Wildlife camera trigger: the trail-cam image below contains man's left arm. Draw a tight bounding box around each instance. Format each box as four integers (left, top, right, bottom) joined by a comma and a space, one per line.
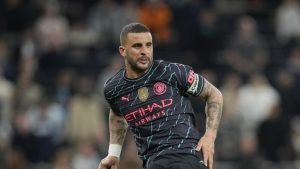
196, 78, 223, 169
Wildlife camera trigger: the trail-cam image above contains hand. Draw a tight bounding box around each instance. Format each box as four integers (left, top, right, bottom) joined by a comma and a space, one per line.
98, 156, 119, 169
196, 134, 215, 169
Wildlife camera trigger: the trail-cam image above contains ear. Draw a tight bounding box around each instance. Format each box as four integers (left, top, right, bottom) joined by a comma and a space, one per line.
119, 46, 126, 57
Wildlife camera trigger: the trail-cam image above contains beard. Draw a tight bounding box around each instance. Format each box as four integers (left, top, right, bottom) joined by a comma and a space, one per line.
126, 54, 152, 74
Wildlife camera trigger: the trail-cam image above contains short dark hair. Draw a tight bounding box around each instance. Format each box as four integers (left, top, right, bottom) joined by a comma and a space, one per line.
120, 23, 150, 45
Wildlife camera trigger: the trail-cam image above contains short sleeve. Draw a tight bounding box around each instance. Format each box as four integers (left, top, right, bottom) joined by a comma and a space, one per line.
104, 85, 122, 115
109, 103, 121, 115
185, 69, 205, 96
172, 63, 204, 96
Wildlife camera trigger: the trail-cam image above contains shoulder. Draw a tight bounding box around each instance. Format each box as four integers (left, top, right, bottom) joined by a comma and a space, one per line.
152, 60, 195, 83
162, 60, 194, 79
155, 60, 191, 71
104, 69, 124, 92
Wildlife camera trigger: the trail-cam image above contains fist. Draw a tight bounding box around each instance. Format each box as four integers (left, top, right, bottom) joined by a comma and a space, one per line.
98, 156, 119, 169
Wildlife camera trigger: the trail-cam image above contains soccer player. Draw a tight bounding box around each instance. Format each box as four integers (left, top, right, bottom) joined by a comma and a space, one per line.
98, 23, 223, 169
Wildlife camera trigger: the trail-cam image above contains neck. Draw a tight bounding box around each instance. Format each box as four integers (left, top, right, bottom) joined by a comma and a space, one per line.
125, 67, 146, 79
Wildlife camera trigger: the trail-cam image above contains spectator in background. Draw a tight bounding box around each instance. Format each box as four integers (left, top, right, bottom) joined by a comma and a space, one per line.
26, 95, 63, 163
35, 0, 69, 52
285, 47, 300, 116
138, 0, 172, 45
214, 0, 246, 16
52, 147, 71, 169
194, 8, 221, 69
2, 0, 42, 34
237, 134, 260, 169
68, 20, 98, 49
0, 39, 15, 79
245, 0, 279, 33
2, 0, 30, 33
87, 0, 137, 69
13, 44, 42, 110
87, 0, 118, 49
217, 73, 242, 161
53, 69, 74, 108
34, 1, 72, 87
65, 74, 107, 151
274, 69, 299, 118
67, 19, 100, 75
101, 0, 138, 47
257, 103, 295, 162
169, 0, 203, 52
236, 73, 280, 136
3, 148, 28, 169
0, 40, 14, 153
286, 47, 300, 76
71, 142, 100, 169
10, 112, 36, 163
219, 73, 241, 120
275, 0, 300, 44
221, 16, 269, 77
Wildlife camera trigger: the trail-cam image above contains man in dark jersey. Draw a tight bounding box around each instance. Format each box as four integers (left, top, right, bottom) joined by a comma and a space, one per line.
98, 23, 223, 169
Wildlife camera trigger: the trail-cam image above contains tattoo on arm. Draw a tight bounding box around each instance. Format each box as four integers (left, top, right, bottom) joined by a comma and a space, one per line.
206, 101, 222, 130
109, 110, 128, 144
199, 79, 223, 132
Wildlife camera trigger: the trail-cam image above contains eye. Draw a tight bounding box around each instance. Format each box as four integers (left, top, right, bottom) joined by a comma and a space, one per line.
132, 43, 142, 48
146, 42, 152, 47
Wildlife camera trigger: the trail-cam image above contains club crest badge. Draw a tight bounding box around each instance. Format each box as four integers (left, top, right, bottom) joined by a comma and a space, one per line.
153, 82, 167, 95
138, 87, 149, 102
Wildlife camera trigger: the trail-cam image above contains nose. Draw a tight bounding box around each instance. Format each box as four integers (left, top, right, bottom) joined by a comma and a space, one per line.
140, 45, 150, 55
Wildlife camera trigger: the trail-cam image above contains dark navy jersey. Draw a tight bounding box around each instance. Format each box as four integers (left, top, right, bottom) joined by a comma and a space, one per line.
104, 60, 205, 165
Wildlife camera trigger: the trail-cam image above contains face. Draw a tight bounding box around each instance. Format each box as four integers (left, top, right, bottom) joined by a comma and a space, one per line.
119, 32, 153, 77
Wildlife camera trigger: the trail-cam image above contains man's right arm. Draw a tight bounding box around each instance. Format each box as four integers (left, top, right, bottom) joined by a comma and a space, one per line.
109, 109, 128, 145
98, 110, 128, 169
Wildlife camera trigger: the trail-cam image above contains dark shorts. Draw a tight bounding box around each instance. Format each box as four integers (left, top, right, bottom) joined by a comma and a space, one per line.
145, 152, 208, 169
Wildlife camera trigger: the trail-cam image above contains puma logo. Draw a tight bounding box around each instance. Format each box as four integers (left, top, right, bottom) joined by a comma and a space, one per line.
121, 95, 130, 101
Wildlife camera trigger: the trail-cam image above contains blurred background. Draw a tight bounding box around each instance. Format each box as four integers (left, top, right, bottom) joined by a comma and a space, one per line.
0, 0, 300, 169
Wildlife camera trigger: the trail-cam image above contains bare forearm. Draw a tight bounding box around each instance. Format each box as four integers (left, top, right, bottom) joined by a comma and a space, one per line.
109, 110, 128, 145
205, 92, 223, 136
200, 79, 223, 138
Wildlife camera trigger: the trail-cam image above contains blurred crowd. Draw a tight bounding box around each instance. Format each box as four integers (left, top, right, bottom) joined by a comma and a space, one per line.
0, 0, 300, 169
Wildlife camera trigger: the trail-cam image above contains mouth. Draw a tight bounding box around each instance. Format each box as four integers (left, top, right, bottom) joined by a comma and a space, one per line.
138, 57, 149, 64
